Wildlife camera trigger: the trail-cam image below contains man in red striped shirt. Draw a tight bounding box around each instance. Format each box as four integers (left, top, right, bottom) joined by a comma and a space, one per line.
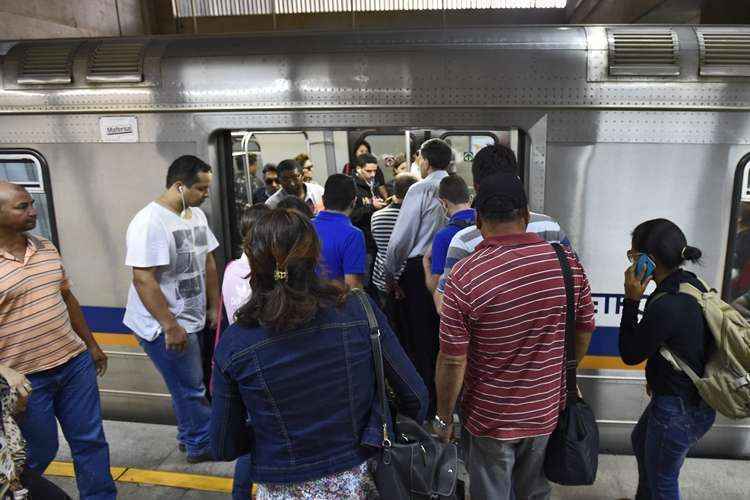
434, 173, 595, 500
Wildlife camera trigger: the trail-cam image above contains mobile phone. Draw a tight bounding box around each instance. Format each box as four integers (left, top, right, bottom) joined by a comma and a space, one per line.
635, 254, 656, 282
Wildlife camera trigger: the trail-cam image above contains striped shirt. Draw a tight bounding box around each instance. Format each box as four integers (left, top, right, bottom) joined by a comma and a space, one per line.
370, 204, 402, 292
436, 212, 570, 294
440, 233, 595, 440
0, 236, 85, 375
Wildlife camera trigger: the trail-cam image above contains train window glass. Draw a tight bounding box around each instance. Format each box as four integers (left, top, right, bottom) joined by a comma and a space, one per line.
358, 134, 410, 183
725, 154, 750, 313
441, 130, 519, 195
0, 152, 57, 244
251, 132, 308, 166
230, 132, 254, 210
0, 160, 40, 185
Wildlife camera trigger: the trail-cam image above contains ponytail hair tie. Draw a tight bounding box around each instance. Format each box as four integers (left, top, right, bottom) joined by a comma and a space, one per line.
274, 268, 288, 282
681, 246, 688, 259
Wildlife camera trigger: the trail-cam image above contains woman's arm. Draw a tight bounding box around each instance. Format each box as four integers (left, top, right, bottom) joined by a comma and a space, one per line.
619, 297, 675, 365
210, 358, 252, 461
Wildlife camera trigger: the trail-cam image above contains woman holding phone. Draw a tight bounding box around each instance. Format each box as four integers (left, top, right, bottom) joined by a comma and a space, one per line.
619, 218, 715, 500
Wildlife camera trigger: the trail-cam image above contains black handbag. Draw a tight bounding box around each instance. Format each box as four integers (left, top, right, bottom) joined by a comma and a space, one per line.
543, 244, 600, 486
353, 290, 458, 500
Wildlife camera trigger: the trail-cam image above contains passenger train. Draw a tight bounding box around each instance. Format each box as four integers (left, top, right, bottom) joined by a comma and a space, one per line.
1, 25, 749, 457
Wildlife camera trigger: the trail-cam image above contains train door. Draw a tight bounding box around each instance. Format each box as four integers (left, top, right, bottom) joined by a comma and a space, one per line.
220, 130, 313, 259
724, 152, 750, 310
347, 128, 524, 194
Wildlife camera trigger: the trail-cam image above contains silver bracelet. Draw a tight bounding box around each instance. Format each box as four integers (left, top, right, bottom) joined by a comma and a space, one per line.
432, 414, 451, 431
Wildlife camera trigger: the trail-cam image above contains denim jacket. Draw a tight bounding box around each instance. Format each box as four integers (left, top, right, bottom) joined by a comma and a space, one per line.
210, 293, 428, 484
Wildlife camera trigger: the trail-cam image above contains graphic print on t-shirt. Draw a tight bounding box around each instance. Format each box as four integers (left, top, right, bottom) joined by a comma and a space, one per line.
173, 227, 205, 318
194, 226, 208, 247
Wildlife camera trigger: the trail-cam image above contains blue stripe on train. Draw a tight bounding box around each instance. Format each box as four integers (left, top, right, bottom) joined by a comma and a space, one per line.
586, 326, 621, 357
81, 306, 130, 334
81, 306, 626, 358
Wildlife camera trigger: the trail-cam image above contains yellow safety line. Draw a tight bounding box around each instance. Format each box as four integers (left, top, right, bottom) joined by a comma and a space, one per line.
118, 468, 234, 493
45, 461, 251, 494
45, 461, 128, 480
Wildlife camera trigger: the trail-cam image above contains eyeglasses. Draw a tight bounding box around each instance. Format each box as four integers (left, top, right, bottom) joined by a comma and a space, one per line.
265, 178, 279, 186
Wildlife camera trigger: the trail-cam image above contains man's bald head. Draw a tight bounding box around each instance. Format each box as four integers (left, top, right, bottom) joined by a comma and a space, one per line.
0, 182, 27, 208
0, 182, 37, 233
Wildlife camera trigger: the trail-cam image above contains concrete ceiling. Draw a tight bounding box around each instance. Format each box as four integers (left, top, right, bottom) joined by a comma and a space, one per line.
568, 0, 701, 24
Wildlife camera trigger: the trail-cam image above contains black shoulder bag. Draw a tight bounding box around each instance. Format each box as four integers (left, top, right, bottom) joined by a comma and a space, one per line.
352, 290, 458, 499
543, 244, 599, 485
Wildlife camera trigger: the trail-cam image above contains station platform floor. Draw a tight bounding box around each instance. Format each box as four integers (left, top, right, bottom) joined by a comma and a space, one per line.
44, 420, 749, 499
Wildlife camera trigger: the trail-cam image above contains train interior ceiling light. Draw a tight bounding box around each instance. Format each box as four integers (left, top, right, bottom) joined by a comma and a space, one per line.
172, 0, 567, 17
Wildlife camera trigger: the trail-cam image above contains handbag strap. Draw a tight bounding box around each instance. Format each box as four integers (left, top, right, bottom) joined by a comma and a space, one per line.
352, 289, 392, 447
551, 243, 578, 401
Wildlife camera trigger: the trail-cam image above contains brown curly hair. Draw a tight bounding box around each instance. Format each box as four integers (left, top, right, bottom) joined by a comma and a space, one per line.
236, 209, 347, 331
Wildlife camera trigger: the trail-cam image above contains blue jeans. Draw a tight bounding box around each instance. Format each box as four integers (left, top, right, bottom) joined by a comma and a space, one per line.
632, 395, 716, 500
20, 351, 116, 500
233, 454, 252, 499
139, 331, 211, 456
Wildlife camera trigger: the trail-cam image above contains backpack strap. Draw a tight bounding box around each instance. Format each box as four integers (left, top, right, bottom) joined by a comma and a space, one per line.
677, 282, 707, 302
658, 346, 701, 382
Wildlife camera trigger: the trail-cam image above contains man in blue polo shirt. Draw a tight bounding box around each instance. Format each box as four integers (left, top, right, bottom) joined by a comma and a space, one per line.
424, 174, 475, 294
312, 174, 366, 289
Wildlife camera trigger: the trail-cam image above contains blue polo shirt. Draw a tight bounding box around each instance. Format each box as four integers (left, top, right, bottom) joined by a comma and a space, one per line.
430, 209, 476, 275
312, 211, 367, 281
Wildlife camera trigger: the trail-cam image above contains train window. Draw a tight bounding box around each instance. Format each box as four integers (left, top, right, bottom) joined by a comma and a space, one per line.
441, 130, 520, 194
0, 151, 58, 246
354, 133, 411, 183
724, 153, 750, 315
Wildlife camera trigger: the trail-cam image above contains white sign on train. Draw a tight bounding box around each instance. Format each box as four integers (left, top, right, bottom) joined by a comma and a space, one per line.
591, 292, 650, 328
99, 116, 139, 143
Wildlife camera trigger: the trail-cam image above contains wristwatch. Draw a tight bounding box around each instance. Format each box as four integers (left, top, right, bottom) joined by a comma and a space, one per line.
431, 414, 451, 432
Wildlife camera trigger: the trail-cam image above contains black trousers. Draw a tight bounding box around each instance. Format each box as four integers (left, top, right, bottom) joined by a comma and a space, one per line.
19, 468, 72, 499
400, 256, 441, 416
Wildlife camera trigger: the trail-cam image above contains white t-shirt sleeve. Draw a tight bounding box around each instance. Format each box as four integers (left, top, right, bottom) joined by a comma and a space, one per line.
125, 208, 170, 268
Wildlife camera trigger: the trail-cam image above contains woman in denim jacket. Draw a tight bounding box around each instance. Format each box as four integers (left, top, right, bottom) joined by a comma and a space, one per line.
210, 208, 428, 499
619, 218, 716, 500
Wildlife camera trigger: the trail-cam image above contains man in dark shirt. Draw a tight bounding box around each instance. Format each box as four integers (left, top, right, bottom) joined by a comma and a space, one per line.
252, 164, 279, 204
351, 153, 386, 254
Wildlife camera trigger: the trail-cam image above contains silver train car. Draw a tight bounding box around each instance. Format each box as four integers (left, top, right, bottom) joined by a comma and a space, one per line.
1, 26, 749, 457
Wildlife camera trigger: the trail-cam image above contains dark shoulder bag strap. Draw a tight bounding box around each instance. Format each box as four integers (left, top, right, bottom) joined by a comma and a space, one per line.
552, 243, 578, 401
353, 289, 391, 446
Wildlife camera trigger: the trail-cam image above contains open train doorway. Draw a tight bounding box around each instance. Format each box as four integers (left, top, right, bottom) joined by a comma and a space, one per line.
219, 127, 526, 260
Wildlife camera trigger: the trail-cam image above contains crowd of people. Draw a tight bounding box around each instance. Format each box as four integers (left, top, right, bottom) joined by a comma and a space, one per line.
0, 138, 718, 500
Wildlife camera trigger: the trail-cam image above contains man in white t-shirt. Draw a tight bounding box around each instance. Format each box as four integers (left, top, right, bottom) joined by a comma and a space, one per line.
124, 155, 220, 463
